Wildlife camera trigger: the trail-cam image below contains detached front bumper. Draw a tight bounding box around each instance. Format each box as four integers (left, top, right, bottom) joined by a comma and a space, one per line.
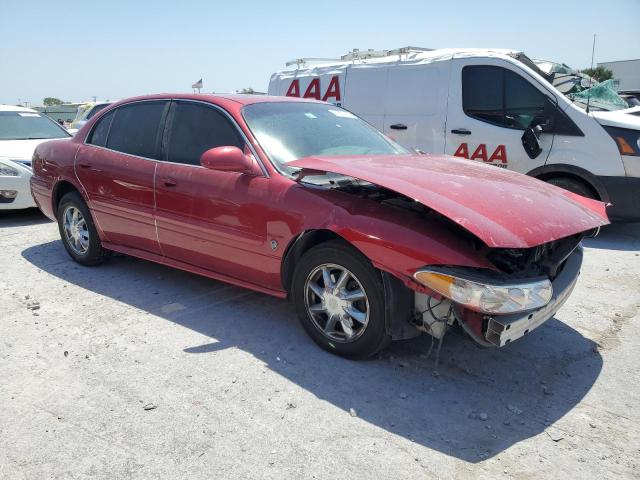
456, 246, 583, 347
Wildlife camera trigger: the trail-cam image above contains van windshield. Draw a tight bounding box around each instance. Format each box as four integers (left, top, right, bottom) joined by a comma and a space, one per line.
518, 53, 630, 112
242, 102, 408, 174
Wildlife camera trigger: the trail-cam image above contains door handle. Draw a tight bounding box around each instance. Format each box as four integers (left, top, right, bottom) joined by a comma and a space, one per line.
451, 128, 472, 135
78, 162, 92, 169
162, 178, 177, 187
390, 123, 408, 130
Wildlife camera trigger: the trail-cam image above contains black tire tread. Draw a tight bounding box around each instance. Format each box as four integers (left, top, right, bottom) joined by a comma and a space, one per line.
291, 240, 391, 359
57, 191, 106, 266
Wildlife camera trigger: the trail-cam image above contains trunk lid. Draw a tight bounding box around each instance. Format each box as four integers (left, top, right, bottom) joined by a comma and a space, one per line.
290, 154, 609, 248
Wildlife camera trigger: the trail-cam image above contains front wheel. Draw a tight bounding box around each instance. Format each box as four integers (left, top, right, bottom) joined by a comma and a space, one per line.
291, 241, 390, 359
545, 177, 597, 199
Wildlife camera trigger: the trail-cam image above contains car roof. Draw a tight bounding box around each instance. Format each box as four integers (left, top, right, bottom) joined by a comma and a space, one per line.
107, 93, 324, 108
0, 104, 37, 113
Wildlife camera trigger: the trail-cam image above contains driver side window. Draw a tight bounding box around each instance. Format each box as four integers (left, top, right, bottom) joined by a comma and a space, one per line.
165, 101, 244, 165
463, 65, 546, 130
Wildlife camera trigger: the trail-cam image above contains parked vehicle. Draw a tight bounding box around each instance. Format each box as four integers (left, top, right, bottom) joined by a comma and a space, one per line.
30, 94, 608, 358
269, 47, 640, 221
68, 101, 113, 134
619, 92, 640, 108
0, 105, 70, 210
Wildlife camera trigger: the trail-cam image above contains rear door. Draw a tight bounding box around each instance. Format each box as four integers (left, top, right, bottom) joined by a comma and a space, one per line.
444, 59, 553, 173
382, 63, 449, 153
342, 64, 387, 130
154, 100, 271, 285
76, 101, 168, 253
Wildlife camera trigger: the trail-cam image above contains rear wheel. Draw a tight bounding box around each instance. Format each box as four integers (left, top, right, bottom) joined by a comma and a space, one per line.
291, 240, 390, 359
57, 191, 106, 266
545, 177, 597, 199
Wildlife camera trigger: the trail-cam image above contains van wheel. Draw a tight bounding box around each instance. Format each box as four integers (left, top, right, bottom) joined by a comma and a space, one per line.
545, 177, 597, 199
57, 192, 106, 266
291, 240, 391, 359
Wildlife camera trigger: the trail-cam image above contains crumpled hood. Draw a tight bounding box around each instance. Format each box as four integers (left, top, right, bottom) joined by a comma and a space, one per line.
290, 154, 609, 249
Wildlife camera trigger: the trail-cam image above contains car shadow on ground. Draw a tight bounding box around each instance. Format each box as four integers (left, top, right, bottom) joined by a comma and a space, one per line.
0, 208, 51, 228
22, 240, 602, 463
583, 223, 640, 251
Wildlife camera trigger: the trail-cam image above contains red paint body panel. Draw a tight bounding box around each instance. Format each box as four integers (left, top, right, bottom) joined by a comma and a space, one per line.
290, 154, 610, 248
74, 145, 161, 254
154, 162, 276, 288
30, 94, 607, 299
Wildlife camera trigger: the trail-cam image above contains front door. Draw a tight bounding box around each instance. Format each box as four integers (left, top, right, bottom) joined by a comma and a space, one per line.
75, 100, 169, 254
444, 59, 553, 173
154, 100, 271, 286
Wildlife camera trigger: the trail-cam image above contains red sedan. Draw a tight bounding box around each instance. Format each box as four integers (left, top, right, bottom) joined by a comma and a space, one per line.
30, 94, 609, 358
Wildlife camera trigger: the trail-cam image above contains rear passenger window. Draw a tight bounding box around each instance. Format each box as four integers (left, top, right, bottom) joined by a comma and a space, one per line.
106, 101, 167, 158
463, 66, 546, 129
88, 110, 114, 147
167, 101, 243, 165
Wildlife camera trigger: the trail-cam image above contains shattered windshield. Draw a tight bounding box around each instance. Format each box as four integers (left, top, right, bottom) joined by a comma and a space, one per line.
518, 54, 630, 112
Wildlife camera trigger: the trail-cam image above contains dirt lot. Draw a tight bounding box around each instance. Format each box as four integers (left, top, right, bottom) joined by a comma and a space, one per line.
1, 209, 639, 479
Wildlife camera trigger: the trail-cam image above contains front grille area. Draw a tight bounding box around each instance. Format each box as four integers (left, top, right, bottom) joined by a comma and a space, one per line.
487, 233, 583, 279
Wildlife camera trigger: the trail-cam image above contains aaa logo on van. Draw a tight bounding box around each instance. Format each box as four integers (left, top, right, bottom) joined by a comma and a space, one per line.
454, 143, 508, 167
286, 75, 341, 102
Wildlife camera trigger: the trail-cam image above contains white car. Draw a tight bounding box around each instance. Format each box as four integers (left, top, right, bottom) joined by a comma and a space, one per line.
0, 105, 71, 210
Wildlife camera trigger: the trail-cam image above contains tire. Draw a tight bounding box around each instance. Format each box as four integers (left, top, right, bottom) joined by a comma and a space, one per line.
291, 240, 391, 359
57, 191, 106, 266
545, 177, 597, 199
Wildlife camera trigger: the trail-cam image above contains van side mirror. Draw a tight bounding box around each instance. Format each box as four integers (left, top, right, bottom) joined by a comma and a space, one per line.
200, 146, 255, 174
521, 125, 543, 159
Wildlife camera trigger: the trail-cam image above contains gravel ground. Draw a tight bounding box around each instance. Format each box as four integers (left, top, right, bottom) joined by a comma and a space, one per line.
1, 209, 639, 479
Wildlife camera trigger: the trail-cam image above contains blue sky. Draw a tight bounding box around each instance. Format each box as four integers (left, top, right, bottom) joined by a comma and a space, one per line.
1, 0, 638, 105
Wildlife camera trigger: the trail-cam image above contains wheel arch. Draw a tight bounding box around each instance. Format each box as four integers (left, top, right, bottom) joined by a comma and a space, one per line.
280, 229, 350, 294
51, 180, 83, 218
527, 164, 609, 202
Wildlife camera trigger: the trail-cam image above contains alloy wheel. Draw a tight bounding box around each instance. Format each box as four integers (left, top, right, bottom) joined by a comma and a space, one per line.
303, 263, 370, 343
62, 206, 90, 255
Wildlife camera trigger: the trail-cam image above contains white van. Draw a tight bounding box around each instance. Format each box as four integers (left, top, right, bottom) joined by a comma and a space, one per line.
268, 48, 640, 221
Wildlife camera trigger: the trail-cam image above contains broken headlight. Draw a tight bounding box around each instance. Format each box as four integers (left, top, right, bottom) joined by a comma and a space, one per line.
413, 270, 553, 315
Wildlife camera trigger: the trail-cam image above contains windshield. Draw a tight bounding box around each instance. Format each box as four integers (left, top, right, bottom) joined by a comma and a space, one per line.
242, 102, 408, 174
0, 111, 70, 140
528, 56, 630, 112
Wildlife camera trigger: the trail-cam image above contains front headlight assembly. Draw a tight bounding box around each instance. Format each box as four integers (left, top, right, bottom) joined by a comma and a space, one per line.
0, 162, 19, 177
414, 269, 553, 315
604, 126, 640, 157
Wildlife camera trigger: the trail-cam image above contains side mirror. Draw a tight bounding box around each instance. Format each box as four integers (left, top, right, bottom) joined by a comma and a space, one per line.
521, 125, 543, 159
200, 146, 254, 173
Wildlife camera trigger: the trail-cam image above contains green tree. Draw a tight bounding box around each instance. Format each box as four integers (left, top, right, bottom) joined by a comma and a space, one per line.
43, 97, 64, 106
580, 66, 614, 82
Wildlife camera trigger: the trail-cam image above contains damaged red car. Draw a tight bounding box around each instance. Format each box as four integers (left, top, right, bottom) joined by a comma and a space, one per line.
30, 94, 609, 358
